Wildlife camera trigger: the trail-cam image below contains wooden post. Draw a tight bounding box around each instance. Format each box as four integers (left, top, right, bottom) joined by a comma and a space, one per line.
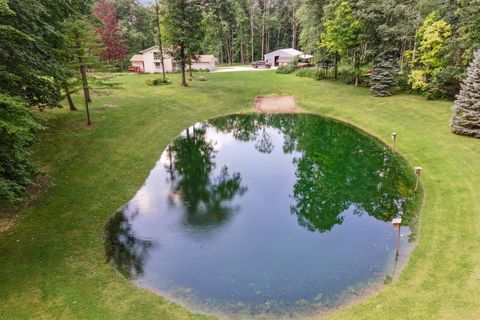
391, 132, 397, 149
414, 167, 422, 192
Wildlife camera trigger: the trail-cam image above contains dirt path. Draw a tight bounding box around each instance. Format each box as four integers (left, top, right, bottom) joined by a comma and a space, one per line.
254, 95, 297, 113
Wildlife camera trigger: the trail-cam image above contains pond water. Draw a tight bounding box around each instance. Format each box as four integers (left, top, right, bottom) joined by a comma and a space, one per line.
105, 114, 418, 318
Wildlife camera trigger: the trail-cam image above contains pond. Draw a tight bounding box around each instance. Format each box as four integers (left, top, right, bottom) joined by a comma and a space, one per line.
105, 113, 418, 318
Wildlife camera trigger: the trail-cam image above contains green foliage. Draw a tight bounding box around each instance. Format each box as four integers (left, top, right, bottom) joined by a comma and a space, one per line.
295, 67, 325, 80
321, 1, 363, 57
338, 66, 367, 86
0, 0, 63, 108
295, 68, 317, 78
298, 0, 327, 54
145, 78, 171, 86
276, 64, 296, 74
370, 54, 397, 97
450, 50, 480, 138
407, 12, 452, 93
111, 0, 155, 57
0, 94, 42, 202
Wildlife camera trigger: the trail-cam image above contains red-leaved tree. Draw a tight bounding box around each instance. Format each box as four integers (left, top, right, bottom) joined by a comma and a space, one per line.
93, 0, 127, 62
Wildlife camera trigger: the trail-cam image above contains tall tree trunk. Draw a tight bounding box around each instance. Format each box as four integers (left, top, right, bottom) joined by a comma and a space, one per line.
250, 11, 255, 62
240, 26, 244, 64
219, 43, 223, 64
75, 34, 92, 124
54, 78, 62, 98
334, 51, 339, 80
155, 0, 166, 81
189, 57, 193, 79
354, 51, 360, 87
79, 64, 92, 125
180, 44, 187, 87
64, 84, 77, 111
261, 0, 266, 58
291, 0, 297, 49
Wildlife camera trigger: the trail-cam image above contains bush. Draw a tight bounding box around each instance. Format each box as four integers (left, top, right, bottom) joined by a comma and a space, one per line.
276, 64, 296, 74
428, 66, 463, 100
145, 78, 171, 86
0, 94, 43, 203
295, 68, 317, 78
337, 66, 370, 86
295, 68, 326, 80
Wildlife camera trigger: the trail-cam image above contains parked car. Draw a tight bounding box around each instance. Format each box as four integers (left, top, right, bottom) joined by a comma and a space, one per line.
251, 61, 272, 69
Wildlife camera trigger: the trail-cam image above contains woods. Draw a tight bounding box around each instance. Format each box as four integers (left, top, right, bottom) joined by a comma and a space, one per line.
0, 0, 479, 204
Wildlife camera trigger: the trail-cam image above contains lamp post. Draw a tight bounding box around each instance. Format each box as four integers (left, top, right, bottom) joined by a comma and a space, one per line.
391, 132, 397, 149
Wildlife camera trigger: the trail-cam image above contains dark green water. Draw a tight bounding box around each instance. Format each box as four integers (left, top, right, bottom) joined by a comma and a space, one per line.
105, 114, 417, 317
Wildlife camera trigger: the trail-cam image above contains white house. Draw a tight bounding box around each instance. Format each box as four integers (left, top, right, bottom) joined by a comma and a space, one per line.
263, 48, 313, 66
129, 46, 217, 73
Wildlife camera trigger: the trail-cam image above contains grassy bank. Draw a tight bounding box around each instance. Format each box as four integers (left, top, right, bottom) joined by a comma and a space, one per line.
0, 71, 478, 319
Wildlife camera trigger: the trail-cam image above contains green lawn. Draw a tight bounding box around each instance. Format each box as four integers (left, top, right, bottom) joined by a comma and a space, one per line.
0, 71, 479, 319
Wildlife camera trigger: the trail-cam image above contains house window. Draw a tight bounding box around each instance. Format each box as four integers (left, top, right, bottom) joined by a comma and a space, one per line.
153, 52, 162, 60
155, 62, 162, 67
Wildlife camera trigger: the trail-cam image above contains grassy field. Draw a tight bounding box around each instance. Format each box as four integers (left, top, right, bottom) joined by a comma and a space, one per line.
0, 71, 479, 319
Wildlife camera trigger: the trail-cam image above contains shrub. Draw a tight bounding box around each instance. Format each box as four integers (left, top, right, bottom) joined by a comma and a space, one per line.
337, 67, 368, 86
276, 64, 296, 74
145, 78, 171, 86
0, 94, 43, 202
295, 68, 317, 78
295, 68, 326, 80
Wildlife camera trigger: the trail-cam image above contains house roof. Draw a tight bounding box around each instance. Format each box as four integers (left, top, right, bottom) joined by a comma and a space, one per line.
130, 54, 144, 62
140, 45, 159, 53
265, 48, 313, 59
266, 48, 304, 56
195, 55, 217, 63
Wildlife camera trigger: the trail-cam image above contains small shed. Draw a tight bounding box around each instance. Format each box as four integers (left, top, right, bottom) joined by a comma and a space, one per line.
264, 48, 313, 66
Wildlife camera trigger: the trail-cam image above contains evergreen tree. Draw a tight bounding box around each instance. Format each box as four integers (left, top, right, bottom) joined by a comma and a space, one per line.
370, 53, 397, 97
450, 50, 480, 138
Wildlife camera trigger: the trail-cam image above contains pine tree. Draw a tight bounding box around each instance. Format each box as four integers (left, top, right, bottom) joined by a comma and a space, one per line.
370, 54, 397, 97
450, 50, 480, 138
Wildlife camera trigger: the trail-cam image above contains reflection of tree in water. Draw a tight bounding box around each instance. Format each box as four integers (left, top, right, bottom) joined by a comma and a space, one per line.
166, 126, 247, 231
209, 114, 416, 233
104, 206, 153, 279
210, 114, 275, 154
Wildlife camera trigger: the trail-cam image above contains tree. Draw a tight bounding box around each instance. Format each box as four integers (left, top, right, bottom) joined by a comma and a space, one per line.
63, 19, 101, 125
407, 12, 452, 92
0, 94, 42, 202
357, 0, 418, 96
298, 0, 327, 54
154, 0, 166, 81
163, 0, 204, 86
450, 50, 480, 138
370, 54, 397, 96
93, 0, 128, 63
0, 0, 84, 203
321, 1, 363, 82
111, 0, 155, 56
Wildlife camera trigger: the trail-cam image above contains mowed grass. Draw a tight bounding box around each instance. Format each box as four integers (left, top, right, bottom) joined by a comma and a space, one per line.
0, 71, 479, 319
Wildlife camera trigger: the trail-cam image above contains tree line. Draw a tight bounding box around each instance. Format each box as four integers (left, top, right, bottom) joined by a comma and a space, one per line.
0, 0, 479, 203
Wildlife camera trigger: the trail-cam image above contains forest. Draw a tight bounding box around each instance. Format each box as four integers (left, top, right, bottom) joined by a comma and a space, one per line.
0, 0, 479, 203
